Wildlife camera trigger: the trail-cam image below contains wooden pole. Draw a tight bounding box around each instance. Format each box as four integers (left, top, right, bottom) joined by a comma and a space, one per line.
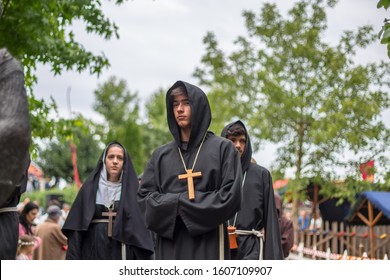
312, 184, 318, 221
368, 201, 375, 258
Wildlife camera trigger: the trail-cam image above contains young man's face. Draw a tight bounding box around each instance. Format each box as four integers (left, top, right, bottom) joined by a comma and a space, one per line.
227, 134, 246, 157
173, 94, 191, 130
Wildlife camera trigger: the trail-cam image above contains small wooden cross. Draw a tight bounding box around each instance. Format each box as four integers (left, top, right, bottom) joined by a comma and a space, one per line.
102, 208, 117, 237
178, 169, 202, 201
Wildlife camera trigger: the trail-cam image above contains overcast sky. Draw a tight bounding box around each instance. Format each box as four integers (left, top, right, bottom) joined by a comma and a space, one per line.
33, 0, 389, 175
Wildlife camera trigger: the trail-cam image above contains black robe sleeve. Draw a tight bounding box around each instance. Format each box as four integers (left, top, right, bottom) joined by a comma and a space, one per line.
138, 156, 181, 239
262, 169, 284, 259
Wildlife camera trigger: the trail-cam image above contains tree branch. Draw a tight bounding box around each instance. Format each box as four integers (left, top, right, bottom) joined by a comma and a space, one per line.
0, 0, 11, 20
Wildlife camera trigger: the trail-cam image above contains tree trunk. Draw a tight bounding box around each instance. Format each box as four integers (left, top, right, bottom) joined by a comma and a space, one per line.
292, 121, 305, 243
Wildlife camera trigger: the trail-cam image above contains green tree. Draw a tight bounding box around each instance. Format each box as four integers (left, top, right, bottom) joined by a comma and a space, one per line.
36, 115, 101, 183
0, 0, 126, 150
93, 76, 144, 173
142, 88, 172, 160
194, 0, 390, 227
378, 0, 390, 57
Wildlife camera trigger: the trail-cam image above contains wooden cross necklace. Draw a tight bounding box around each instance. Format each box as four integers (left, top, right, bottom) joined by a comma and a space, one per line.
102, 183, 120, 237
177, 133, 207, 201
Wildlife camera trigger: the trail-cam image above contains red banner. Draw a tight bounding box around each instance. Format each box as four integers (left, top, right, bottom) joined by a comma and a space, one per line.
70, 143, 81, 188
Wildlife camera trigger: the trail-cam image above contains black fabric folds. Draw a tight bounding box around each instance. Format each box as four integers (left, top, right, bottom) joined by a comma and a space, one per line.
138, 81, 242, 259
221, 120, 284, 260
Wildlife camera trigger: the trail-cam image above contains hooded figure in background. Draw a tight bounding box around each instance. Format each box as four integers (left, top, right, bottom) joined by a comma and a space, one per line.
274, 192, 294, 258
138, 81, 242, 260
0, 48, 30, 260
221, 120, 283, 260
62, 141, 154, 260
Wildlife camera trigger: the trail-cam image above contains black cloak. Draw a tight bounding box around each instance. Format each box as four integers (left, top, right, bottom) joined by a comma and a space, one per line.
138, 81, 242, 260
0, 48, 30, 260
62, 141, 154, 260
221, 120, 283, 260
0, 169, 28, 260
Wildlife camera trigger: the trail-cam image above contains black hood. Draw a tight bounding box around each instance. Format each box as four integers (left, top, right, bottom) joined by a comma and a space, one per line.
221, 120, 252, 173
166, 81, 211, 151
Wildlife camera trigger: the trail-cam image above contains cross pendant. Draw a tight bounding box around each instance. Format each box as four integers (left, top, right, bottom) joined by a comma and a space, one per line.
102, 207, 117, 237
178, 169, 202, 201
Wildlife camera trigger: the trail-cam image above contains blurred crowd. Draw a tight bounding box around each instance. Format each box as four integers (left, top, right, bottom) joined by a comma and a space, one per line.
16, 199, 69, 260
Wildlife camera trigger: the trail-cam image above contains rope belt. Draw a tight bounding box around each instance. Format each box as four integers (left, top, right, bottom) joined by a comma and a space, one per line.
0, 207, 18, 214
235, 229, 264, 260
90, 219, 112, 223
219, 224, 224, 260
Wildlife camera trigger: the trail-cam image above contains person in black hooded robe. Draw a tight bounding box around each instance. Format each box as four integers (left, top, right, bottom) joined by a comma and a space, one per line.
221, 120, 283, 260
138, 81, 242, 260
0, 48, 30, 260
62, 141, 154, 260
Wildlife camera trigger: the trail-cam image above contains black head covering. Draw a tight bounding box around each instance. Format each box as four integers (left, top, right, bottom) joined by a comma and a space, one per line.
62, 141, 154, 254
166, 81, 212, 151
221, 120, 252, 173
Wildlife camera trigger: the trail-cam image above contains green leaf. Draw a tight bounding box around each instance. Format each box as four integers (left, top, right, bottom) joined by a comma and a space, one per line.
377, 0, 390, 9
380, 28, 390, 43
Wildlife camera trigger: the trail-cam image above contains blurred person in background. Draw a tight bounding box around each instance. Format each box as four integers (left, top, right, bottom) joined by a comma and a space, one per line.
274, 192, 294, 258
16, 235, 35, 260
34, 205, 67, 260
18, 202, 41, 259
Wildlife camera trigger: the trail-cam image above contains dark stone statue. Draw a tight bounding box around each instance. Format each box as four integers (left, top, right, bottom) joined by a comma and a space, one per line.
0, 48, 30, 259
0, 48, 30, 206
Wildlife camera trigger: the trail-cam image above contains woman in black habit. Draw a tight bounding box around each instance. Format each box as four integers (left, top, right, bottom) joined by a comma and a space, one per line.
62, 141, 154, 260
